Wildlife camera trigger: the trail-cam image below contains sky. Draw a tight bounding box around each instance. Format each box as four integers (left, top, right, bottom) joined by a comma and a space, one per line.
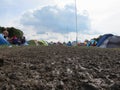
0, 0, 120, 42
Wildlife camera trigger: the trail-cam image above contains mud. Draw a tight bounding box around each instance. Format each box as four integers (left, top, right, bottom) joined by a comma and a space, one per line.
0, 46, 119, 90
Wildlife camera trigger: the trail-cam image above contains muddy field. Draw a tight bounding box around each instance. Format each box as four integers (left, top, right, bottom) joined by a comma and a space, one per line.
0, 46, 120, 90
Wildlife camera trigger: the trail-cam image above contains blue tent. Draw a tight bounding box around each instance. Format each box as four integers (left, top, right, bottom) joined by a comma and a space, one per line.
0, 34, 10, 45
97, 34, 120, 48
96, 34, 113, 47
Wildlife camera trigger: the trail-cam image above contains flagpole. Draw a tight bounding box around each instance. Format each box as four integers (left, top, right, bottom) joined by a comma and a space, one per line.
75, 0, 78, 45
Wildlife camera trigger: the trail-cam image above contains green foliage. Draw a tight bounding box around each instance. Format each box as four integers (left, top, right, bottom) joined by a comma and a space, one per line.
0, 26, 5, 33
7, 27, 23, 38
0, 26, 23, 38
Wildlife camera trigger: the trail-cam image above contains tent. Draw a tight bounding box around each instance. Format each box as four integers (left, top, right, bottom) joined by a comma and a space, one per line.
38, 40, 48, 46
28, 40, 38, 46
0, 34, 10, 45
87, 40, 97, 47
97, 34, 120, 48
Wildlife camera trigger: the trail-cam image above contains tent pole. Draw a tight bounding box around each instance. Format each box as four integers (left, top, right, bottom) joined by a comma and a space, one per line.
75, 0, 78, 45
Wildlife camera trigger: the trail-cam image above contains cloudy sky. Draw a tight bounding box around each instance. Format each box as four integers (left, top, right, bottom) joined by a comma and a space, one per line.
0, 0, 120, 42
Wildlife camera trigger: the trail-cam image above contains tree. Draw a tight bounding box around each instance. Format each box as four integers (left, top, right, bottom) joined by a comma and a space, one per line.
0, 26, 23, 38
0, 26, 5, 33
7, 27, 23, 38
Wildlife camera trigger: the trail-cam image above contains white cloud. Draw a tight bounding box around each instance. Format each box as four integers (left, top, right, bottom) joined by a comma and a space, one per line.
19, 5, 91, 42
0, 0, 120, 42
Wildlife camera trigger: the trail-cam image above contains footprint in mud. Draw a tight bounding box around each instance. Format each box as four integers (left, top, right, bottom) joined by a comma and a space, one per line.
80, 82, 99, 90
0, 58, 4, 67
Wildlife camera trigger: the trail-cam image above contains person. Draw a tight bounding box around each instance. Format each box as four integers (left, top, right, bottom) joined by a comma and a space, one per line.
3, 29, 9, 39
0, 29, 10, 45
19, 36, 28, 46
67, 41, 72, 46
21, 36, 26, 44
10, 35, 19, 45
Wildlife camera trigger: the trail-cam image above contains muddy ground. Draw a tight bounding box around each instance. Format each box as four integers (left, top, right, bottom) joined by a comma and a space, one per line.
0, 46, 119, 90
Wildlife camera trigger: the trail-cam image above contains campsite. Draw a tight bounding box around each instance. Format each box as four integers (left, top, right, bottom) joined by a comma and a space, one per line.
0, 45, 119, 90
0, 0, 120, 90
